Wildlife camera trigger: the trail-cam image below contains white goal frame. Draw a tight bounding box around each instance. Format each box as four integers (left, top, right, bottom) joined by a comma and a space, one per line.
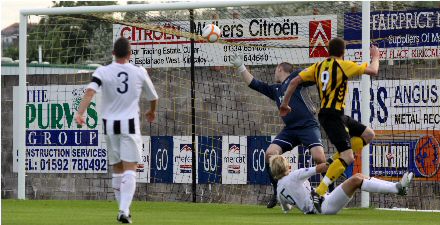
17, 1, 372, 208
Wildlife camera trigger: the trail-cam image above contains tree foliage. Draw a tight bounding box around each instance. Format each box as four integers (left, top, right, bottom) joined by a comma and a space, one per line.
27, 1, 117, 64
2, 46, 19, 60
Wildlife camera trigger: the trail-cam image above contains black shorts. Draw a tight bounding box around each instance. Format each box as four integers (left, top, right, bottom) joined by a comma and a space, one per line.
318, 109, 367, 153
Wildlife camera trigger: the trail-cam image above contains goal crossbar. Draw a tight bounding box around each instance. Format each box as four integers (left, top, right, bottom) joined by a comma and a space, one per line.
20, 1, 290, 15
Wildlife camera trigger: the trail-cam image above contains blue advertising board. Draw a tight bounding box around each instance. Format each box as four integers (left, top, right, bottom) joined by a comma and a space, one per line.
369, 140, 414, 177
369, 136, 440, 180
150, 136, 174, 183
198, 136, 222, 183
247, 136, 272, 185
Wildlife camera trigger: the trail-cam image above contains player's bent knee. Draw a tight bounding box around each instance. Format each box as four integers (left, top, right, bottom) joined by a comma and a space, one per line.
265, 144, 282, 161
350, 174, 364, 187
310, 146, 326, 164
353, 173, 363, 180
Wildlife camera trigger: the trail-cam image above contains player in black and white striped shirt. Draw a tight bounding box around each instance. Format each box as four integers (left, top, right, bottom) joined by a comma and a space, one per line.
76, 37, 158, 224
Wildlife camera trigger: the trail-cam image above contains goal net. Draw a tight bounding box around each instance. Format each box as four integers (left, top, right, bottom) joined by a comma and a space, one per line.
3, 1, 439, 210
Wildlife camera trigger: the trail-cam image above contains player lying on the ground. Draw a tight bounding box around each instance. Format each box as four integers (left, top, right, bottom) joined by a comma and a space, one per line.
270, 155, 413, 214
230, 54, 326, 208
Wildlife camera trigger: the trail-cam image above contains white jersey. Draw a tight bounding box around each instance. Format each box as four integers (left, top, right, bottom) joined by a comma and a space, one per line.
87, 62, 158, 134
277, 167, 318, 214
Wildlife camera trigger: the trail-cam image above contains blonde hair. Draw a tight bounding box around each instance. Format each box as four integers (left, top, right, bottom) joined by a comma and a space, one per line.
269, 155, 289, 180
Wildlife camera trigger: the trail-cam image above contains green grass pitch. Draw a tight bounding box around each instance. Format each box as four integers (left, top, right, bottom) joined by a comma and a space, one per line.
3, 200, 439, 225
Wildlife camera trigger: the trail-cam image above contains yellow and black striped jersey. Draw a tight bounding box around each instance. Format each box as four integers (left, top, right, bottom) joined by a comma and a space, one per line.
299, 58, 367, 112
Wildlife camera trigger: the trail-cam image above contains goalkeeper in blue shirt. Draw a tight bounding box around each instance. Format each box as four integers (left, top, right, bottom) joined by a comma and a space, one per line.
230, 54, 326, 208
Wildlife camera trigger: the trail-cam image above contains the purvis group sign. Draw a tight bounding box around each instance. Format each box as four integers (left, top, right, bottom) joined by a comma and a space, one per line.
13, 85, 152, 182
113, 15, 337, 68
13, 85, 108, 173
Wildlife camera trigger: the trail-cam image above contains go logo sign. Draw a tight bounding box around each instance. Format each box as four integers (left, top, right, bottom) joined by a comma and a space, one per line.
203, 149, 217, 172
252, 149, 266, 172
155, 148, 168, 171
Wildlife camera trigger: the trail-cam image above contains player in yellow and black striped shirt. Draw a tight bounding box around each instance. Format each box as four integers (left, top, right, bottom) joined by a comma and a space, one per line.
279, 38, 380, 200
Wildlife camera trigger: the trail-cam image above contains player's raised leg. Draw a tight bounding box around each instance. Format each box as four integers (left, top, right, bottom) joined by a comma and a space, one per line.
346, 116, 375, 153
328, 126, 375, 163
298, 125, 326, 164
310, 145, 326, 164
316, 111, 378, 196
315, 111, 354, 196
297, 126, 327, 179
321, 172, 414, 214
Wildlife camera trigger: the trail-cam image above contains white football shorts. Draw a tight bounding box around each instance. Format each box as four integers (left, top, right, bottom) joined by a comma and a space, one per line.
105, 134, 142, 165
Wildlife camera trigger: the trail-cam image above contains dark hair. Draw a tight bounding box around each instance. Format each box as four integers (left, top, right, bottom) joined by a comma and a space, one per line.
113, 37, 131, 58
328, 38, 346, 57
278, 62, 294, 73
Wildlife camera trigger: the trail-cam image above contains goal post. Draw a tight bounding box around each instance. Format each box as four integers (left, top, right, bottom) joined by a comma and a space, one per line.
17, 14, 27, 200
361, 0, 371, 208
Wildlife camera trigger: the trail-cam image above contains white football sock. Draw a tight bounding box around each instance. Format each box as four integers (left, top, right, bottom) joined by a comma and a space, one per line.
119, 170, 137, 216
361, 177, 398, 194
112, 173, 123, 205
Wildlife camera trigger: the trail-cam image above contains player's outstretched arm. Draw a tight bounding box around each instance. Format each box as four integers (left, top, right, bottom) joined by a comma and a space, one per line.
230, 53, 254, 85
364, 46, 380, 76
279, 76, 303, 116
75, 88, 96, 125
296, 163, 329, 180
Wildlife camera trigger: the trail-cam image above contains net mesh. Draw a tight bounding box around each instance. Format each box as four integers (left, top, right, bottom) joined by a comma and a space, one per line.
2, 1, 439, 210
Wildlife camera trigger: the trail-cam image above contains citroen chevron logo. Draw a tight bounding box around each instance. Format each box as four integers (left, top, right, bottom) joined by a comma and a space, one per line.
309, 20, 332, 58
310, 23, 329, 55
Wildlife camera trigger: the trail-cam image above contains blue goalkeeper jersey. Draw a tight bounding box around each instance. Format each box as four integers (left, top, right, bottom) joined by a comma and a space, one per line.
248, 70, 318, 129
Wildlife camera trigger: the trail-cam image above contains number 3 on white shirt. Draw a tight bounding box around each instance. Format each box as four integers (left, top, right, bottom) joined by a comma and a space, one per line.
321, 71, 330, 91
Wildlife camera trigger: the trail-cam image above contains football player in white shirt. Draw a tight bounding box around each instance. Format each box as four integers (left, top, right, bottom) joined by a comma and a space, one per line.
75, 37, 158, 224
270, 155, 413, 215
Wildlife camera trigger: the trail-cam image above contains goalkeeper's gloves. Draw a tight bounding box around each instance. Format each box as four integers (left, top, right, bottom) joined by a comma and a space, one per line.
230, 53, 246, 73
